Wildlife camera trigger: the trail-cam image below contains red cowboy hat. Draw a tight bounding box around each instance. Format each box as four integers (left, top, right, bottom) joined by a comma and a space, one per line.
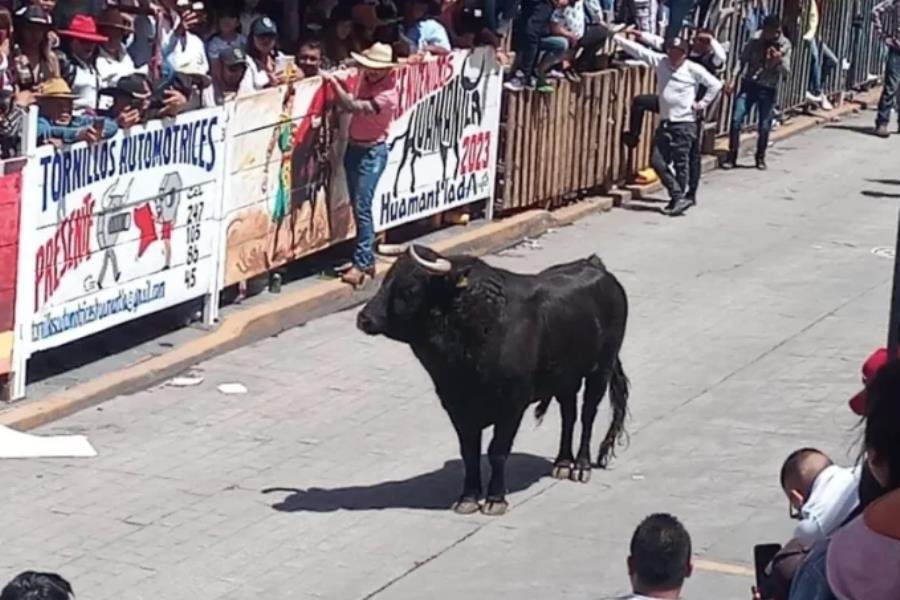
59, 14, 109, 43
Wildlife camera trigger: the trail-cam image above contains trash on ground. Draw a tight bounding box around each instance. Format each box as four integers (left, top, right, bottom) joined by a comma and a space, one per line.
0, 425, 97, 459
218, 383, 248, 395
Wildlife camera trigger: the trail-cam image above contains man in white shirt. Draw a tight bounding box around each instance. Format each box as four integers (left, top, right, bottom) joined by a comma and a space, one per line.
780, 448, 861, 544
612, 30, 722, 217
608, 513, 693, 600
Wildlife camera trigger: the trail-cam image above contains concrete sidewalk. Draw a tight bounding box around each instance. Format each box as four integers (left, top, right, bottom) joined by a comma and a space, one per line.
0, 108, 896, 599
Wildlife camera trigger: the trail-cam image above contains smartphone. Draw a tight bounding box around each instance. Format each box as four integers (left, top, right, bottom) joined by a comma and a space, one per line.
753, 543, 782, 599
92, 117, 105, 135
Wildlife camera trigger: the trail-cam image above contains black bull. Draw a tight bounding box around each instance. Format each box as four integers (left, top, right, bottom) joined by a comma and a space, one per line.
357, 246, 630, 516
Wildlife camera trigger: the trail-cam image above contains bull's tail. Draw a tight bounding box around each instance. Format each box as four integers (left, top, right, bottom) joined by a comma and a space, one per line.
596, 356, 630, 468
533, 397, 552, 425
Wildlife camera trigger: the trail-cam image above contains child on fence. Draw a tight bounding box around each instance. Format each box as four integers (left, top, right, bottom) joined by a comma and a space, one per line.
610, 27, 721, 217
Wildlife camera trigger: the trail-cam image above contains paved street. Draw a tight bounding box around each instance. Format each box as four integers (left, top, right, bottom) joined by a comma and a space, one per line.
2, 109, 898, 599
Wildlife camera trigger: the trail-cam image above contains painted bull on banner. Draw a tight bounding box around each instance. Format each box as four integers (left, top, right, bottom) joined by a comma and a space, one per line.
357, 245, 630, 516
389, 52, 489, 196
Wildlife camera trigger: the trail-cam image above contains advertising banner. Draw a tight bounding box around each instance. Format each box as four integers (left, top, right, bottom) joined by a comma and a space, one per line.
0, 162, 23, 374
21, 107, 224, 353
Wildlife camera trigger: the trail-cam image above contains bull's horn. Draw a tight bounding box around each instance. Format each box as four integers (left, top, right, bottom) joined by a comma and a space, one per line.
409, 245, 452, 274
376, 243, 408, 256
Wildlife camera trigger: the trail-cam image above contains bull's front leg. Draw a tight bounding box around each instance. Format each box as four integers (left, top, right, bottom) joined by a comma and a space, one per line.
451, 418, 482, 515
483, 406, 527, 516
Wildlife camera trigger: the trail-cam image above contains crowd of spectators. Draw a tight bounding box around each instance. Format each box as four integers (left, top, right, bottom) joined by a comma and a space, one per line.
0, 0, 513, 157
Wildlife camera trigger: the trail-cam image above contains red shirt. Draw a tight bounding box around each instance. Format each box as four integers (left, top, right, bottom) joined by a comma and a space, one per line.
349, 72, 399, 145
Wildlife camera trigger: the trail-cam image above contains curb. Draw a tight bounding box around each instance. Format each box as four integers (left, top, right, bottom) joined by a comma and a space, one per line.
622, 87, 882, 200
0, 198, 614, 430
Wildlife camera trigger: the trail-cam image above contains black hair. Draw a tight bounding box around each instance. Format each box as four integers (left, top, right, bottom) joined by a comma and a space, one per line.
297, 37, 323, 52
629, 514, 692, 591
779, 447, 825, 488
1, 572, 73, 600
864, 359, 900, 490
762, 15, 782, 29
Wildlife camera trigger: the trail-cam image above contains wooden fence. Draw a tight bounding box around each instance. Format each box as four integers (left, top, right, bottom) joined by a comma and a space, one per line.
498, 65, 655, 211
496, 0, 888, 214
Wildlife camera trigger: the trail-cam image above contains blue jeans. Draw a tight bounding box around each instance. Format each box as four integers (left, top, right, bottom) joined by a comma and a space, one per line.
808, 38, 838, 96
665, 0, 696, 41
539, 35, 569, 71
729, 79, 777, 160
344, 143, 388, 270
876, 48, 900, 126
789, 540, 836, 600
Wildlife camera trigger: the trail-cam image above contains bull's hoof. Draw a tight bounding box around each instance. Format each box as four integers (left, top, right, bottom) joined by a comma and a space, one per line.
481, 498, 509, 516
570, 465, 592, 483
551, 461, 573, 480
452, 497, 481, 515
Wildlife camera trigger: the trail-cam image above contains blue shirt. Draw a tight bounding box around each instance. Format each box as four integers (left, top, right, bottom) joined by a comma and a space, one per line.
37, 115, 118, 145
405, 18, 451, 53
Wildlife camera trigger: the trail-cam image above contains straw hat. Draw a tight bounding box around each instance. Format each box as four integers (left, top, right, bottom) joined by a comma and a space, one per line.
36, 78, 76, 99
350, 43, 397, 70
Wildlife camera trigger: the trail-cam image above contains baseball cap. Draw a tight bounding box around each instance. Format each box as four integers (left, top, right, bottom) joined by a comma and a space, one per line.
251, 16, 277, 37
849, 348, 891, 415
221, 46, 247, 68
99, 74, 152, 99
665, 37, 690, 52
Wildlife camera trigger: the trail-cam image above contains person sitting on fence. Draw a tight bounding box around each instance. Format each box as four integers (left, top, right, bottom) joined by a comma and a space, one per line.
610, 27, 721, 217
548, 0, 616, 79
36, 77, 117, 147
621, 27, 725, 205
619, 0, 661, 36
803, 0, 837, 111
871, 0, 900, 137
99, 72, 152, 129
617, 513, 693, 599
504, 0, 569, 93
323, 42, 398, 288
721, 14, 790, 171
402, 0, 452, 55
1, 571, 74, 600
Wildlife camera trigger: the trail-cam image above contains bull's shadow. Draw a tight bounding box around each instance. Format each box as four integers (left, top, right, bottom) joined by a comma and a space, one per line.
263, 453, 552, 512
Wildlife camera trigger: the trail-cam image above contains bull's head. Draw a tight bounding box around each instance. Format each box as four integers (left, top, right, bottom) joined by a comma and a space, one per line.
460, 50, 487, 92
357, 245, 468, 343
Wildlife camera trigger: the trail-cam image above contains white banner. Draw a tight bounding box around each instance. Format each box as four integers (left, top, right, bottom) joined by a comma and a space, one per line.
373, 47, 503, 231
20, 107, 224, 353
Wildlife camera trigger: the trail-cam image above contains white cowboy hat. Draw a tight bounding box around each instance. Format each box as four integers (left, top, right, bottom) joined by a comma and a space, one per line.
350, 43, 397, 70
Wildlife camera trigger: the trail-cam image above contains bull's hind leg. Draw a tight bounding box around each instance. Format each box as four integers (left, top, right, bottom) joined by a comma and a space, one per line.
575, 372, 611, 482
551, 393, 577, 480
483, 406, 527, 516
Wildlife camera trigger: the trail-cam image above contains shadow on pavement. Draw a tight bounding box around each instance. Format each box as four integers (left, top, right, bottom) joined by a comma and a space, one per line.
823, 124, 882, 137
867, 179, 900, 186
263, 453, 552, 512
862, 190, 900, 199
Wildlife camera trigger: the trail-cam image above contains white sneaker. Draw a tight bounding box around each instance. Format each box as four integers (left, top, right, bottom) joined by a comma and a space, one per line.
842, 58, 851, 70
805, 91, 822, 103
821, 96, 834, 110
547, 69, 565, 79
504, 78, 525, 92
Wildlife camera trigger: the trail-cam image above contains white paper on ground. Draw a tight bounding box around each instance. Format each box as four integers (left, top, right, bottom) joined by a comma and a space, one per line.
217, 383, 248, 395
0, 425, 97, 459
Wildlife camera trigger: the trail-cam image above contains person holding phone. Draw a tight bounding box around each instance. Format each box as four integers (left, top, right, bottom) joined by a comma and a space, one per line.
58, 13, 108, 115
239, 16, 286, 92
35, 77, 117, 147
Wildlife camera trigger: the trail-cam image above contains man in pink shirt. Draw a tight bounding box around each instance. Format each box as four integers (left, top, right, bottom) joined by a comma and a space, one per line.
325, 42, 399, 287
